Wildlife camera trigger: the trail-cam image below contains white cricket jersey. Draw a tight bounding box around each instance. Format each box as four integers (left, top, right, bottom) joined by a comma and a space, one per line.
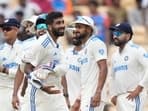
110, 41, 148, 97
22, 36, 37, 51
64, 47, 81, 105
23, 32, 63, 89
79, 35, 107, 102
0, 39, 23, 88
19, 36, 37, 64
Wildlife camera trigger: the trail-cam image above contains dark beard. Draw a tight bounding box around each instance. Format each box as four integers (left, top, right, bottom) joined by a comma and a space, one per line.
113, 39, 127, 46
52, 28, 64, 37
78, 32, 88, 40
72, 38, 82, 46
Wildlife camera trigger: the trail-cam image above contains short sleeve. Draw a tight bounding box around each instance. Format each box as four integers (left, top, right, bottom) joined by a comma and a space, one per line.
22, 42, 46, 67
91, 39, 107, 62
137, 47, 148, 87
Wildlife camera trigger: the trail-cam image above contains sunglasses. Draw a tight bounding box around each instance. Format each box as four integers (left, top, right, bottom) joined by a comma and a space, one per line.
36, 24, 47, 30
113, 31, 123, 37
2, 27, 13, 32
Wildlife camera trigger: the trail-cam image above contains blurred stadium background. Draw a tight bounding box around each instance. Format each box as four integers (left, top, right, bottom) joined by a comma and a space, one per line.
0, 0, 148, 111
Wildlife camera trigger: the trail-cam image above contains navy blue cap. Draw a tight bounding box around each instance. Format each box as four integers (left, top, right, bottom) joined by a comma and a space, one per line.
0, 18, 20, 28
110, 23, 133, 35
35, 13, 47, 30
36, 13, 47, 25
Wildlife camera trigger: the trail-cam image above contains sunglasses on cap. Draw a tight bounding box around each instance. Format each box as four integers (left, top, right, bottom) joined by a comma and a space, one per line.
113, 31, 123, 37
2, 26, 13, 32
36, 24, 47, 30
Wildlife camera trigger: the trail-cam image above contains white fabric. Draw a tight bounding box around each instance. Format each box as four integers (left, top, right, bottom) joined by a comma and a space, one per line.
110, 41, 148, 97
72, 16, 96, 34
0, 39, 23, 111
0, 87, 16, 111
23, 33, 63, 88
79, 35, 107, 111
21, 32, 68, 110
21, 84, 69, 111
64, 47, 81, 106
81, 101, 105, 111
0, 39, 22, 88
116, 92, 147, 111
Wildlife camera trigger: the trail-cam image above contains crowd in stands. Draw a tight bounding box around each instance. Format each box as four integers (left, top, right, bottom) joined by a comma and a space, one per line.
0, 0, 147, 47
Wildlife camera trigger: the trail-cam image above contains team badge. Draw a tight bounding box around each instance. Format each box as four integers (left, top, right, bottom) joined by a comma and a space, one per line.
99, 49, 104, 55
143, 53, 148, 58
124, 56, 128, 61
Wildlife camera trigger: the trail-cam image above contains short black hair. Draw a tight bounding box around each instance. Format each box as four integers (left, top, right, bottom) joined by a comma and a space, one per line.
89, 1, 99, 7
46, 11, 63, 25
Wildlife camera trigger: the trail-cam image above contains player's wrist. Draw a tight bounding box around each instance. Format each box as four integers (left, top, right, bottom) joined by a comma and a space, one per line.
40, 86, 46, 91
96, 89, 102, 94
136, 85, 143, 92
63, 93, 69, 98
12, 93, 17, 97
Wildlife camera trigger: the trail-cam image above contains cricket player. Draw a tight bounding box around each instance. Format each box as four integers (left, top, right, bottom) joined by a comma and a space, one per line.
12, 15, 39, 110
61, 27, 82, 111
20, 11, 69, 111
0, 18, 23, 111
110, 22, 148, 111
12, 14, 57, 110
72, 16, 108, 111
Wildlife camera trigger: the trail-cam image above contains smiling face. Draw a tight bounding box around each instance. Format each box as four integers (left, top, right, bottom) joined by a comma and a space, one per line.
48, 17, 65, 37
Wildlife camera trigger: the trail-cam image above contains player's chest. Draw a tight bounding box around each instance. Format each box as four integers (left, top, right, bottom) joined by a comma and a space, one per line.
78, 48, 93, 65
46, 47, 61, 60
0, 47, 21, 61
112, 53, 137, 71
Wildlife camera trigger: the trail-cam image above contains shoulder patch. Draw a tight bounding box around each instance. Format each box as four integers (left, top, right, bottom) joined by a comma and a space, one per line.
98, 49, 104, 55
0, 44, 4, 50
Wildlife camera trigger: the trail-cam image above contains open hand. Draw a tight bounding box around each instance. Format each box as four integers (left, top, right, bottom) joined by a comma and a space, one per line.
41, 85, 61, 94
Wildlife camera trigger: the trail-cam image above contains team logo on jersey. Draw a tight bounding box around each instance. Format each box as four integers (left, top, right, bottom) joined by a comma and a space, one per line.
143, 53, 148, 58
124, 56, 128, 61
99, 49, 104, 55
2, 57, 6, 61
53, 52, 57, 56
77, 57, 88, 65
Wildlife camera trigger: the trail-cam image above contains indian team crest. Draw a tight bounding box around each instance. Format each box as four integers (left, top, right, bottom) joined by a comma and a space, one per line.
143, 53, 148, 58
99, 49, 104, 55
124, 56, 128, 61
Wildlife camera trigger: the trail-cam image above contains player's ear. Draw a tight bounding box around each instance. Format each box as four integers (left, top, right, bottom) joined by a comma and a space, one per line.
47, 24, 51, 31
126, 33, 131, 41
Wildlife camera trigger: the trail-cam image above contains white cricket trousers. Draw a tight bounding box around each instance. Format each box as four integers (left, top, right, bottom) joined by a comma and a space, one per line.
116, 92, 147, 111
0, 87, 15, 111
80, 97, 105, 111
21, 84, 69, 111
